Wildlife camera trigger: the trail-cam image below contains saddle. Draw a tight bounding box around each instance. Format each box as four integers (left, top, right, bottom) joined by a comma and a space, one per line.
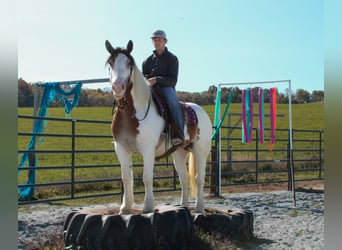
150, 86, 199, 146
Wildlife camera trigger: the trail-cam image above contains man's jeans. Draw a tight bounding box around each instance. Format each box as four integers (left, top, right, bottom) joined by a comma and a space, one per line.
159, 86, 184, 138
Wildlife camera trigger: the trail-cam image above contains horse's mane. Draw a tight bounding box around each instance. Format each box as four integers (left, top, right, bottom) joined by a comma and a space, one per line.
131, 62, 152, 110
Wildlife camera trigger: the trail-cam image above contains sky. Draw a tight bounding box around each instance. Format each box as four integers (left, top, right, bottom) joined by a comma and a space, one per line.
18, 0, 324, 94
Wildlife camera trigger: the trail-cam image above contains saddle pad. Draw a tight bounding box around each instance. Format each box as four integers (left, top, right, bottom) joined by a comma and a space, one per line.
150, 87, 198, 126
151, 86, 167, 118
180, 101, 198, 125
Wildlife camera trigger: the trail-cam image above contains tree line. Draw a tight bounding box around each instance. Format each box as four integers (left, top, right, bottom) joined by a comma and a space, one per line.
18, 78, 324, 108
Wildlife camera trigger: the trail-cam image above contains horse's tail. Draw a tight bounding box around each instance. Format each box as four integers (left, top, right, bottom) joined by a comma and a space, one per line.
188, 152, 197, 198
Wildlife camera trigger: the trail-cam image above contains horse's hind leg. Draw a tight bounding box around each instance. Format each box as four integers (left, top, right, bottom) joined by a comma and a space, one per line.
116, 144, 134, 214
172, 149, 189, 207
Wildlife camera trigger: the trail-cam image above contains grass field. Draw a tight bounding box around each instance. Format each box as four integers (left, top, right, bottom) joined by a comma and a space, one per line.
18, 103, 324, 201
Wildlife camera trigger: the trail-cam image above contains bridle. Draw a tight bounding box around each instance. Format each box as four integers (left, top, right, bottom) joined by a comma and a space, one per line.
111, 95, 151, 122
109, 51, 151, 121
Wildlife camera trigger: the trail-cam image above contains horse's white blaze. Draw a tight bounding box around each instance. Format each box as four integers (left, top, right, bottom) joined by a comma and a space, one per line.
110, 54, 131, 98
107, 41, 212, 214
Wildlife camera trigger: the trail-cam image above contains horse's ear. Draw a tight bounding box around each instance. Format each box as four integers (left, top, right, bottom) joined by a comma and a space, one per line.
127, 40, 133, 54
105, 40, 115, 54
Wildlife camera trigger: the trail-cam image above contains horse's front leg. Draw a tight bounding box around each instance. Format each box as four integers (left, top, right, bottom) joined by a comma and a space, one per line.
115, 143, 134, 214
142, 149, 156, 213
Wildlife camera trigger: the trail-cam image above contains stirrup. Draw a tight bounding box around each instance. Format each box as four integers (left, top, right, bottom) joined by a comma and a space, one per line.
172, 137, 183, 146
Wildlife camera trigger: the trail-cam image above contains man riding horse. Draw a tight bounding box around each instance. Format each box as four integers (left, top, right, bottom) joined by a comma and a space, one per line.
142, 30, 184, 146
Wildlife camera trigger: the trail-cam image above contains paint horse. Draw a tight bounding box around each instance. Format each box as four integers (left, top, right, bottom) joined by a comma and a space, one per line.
105, 40, 212, 214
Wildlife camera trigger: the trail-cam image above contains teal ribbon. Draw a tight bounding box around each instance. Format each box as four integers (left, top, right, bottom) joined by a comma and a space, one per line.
212, 89, 233, 141
213, 89, 221, 129
242, 89, 250, 143
18, 81, 82, 200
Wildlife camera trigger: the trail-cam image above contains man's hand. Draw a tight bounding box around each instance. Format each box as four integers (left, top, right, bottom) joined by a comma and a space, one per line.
147, 77, 157, 86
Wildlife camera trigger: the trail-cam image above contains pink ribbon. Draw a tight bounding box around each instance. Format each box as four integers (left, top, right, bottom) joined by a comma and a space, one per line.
258, 88, 264, 143
269, 88, 276, 150
248, 89, 253, 143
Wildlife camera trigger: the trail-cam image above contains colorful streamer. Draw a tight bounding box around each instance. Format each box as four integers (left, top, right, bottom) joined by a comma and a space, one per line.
248, 89, 253, 143
213, 89, 221, 130
242, 88, 253, 144
273, 88, 277, 129
258, 88, 264, 143
245, 89, 250, 142
269, 87, 277, 151
242, 89, 248, 143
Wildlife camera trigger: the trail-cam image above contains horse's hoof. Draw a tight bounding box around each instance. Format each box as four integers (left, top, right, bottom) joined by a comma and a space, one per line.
194, 207, 204, 214
142, 208, 154, 214
119, 207, 132, 215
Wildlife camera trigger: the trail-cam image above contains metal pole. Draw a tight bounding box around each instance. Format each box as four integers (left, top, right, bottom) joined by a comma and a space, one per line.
219, 79, 291, 88
35, 78, 110, 87
217, 99, 222, 197
71, 119, 76, 199
319, 131, 322, 179
210, 137, 217, 195
287, 143, 291, 191
255, 128, 259, 183
288, 80, 296, 207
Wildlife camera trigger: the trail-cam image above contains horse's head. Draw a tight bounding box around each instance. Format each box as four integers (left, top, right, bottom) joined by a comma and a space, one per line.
105, 40, 134, 100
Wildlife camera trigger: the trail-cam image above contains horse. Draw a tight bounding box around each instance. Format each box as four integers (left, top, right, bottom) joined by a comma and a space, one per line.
105, 40, 212, 214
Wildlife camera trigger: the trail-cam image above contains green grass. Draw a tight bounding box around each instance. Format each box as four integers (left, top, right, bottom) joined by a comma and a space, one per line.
18, 103, 324, 200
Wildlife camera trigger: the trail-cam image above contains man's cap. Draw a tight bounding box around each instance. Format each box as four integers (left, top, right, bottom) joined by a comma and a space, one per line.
151, 30, 167, 39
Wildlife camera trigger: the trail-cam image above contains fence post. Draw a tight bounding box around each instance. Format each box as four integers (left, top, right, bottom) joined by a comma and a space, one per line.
71, 119, 76, 199
215, 129, 221, 197
287, 140, 292, 191
255, 128, 259, 184
209, 131, 218, 195
319, 130, 322, 179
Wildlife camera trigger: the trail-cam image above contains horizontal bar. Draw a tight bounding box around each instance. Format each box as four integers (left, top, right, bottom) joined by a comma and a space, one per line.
218, 80, 290, 88
33, 78, 110, 86
227, 113, 285, 117
18, 164, 121, 171
18, 115, 112, 124
18, 132, 112, 138
18, 115, 72, 122
18, 149, 115, 154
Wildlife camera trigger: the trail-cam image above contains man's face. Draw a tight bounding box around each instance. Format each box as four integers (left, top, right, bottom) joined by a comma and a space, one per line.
152, 37, 167, 51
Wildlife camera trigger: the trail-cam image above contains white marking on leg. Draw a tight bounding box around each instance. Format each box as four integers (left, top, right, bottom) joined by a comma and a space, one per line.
142, 149, 155, 213
116, 143, 134, 214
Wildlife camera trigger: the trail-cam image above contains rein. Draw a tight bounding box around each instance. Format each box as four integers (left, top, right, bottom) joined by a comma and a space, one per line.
111, 85, 152, 122
135, 96, 151, 121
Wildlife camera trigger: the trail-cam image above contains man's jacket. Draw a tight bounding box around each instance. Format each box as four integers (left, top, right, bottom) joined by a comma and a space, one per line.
142, 47, 179, 88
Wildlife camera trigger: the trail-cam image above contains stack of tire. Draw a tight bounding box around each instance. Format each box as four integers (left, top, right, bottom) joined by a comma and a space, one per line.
63, 205, 253, 249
